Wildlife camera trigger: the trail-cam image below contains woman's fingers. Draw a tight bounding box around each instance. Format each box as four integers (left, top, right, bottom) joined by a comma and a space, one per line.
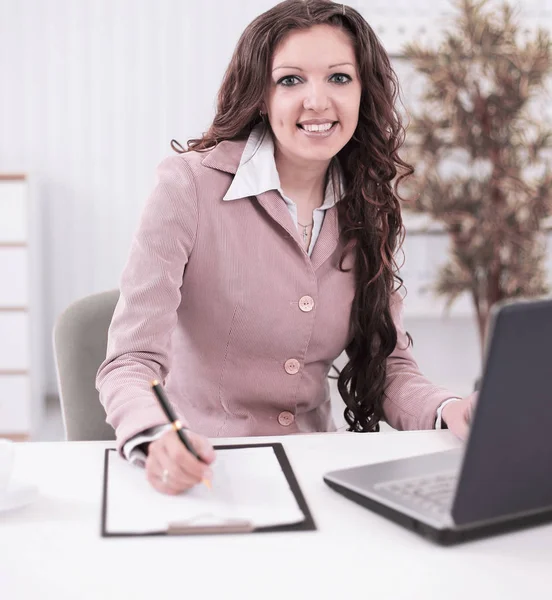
164, 433, 213, 482
146, 452, 198, 494
453, 417, 469, 441
187, 430, 216, 465
442, 398, 471, 441
145, 429, 214, 495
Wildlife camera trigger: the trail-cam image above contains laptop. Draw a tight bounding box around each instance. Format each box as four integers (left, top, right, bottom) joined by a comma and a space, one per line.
323, 297, 552, 545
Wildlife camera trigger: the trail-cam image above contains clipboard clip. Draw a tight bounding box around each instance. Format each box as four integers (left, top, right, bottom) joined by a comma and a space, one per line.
167, 513, 255, 535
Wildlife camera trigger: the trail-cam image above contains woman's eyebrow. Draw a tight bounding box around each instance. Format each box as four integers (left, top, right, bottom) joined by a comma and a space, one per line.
272, 62, 355, 72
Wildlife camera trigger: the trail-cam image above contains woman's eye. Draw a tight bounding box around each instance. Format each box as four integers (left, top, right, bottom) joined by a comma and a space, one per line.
278, 76, 301, 87
330, 73, 352, 85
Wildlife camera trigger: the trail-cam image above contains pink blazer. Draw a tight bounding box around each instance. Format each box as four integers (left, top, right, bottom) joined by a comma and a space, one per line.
96, 138, 456, 452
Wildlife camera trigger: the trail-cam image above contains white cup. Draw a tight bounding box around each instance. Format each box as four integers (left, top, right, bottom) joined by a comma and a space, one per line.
0, 439, 14, 493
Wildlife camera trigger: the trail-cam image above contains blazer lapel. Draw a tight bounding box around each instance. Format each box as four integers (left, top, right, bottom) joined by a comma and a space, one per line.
256, 191, 341, 268
201, 141, 301, 243
201, 138, 247, 175
310, 205, 340, 270
254, 189, 302, 243
201, 137, 341, 269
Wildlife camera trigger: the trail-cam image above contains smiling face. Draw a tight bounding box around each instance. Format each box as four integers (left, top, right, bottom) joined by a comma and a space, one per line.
264, 24, 362, 167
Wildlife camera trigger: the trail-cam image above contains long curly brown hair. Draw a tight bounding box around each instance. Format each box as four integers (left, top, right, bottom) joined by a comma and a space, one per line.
172, 0, 412, 433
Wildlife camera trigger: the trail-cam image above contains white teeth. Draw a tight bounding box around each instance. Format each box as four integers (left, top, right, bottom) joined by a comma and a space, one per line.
300, 122, 334, 132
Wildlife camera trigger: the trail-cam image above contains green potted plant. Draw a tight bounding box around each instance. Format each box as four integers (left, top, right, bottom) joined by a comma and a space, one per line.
401, 0, 552, 352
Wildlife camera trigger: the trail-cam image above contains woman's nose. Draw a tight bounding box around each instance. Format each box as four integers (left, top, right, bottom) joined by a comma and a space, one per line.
303, 83, 330, 112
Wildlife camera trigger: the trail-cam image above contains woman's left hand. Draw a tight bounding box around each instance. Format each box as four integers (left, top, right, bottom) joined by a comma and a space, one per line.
441, 392, 478, 440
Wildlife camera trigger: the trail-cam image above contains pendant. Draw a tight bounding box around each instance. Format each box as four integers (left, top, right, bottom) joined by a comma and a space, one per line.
302, 227, 308, 243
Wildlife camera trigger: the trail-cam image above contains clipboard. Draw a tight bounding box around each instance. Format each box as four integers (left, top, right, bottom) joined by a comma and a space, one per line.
100, 443, 316, 537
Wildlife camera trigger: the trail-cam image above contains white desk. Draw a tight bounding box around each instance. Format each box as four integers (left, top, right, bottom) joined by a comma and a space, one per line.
1, 431, 550, 600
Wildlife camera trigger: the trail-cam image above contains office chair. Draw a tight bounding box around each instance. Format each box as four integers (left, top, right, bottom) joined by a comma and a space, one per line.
53, 290, 119, 441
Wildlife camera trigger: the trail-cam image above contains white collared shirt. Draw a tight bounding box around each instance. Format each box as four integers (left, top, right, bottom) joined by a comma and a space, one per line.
223, 123, 343, 256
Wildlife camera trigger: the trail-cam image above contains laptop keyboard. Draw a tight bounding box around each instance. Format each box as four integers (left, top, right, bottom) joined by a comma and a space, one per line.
374, 472, 457, 515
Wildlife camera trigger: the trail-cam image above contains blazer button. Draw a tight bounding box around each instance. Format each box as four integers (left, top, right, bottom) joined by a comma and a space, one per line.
284, 358, 300, 374
278, 411, 295, 426
298, 295, 315, 312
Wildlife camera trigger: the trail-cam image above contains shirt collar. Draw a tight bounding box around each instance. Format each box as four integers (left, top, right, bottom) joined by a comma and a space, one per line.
223, 123, 344, 208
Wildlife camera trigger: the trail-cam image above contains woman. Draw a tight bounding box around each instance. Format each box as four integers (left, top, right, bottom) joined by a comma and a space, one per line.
96, 0, 475, 495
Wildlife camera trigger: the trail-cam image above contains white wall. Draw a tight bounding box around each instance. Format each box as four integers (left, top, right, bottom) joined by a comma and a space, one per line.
1, 0, 550, 407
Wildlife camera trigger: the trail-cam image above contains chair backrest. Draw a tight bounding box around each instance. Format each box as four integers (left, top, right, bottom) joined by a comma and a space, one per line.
53, 290, 119, 441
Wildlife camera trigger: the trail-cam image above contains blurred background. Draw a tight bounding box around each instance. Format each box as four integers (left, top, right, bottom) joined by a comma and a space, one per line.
0, 0, 550, 441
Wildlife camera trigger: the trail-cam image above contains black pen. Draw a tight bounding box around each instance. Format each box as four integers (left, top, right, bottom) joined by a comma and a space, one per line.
151, 380, 211, 489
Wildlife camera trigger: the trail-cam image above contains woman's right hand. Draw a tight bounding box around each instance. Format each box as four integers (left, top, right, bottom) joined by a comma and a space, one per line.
145, 429, 215, 495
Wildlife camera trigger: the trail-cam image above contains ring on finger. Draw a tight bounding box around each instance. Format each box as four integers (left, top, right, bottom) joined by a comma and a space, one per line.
161, 468, 170, 485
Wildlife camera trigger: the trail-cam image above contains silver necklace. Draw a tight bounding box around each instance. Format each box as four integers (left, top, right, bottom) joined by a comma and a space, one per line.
297, 220, 313, 244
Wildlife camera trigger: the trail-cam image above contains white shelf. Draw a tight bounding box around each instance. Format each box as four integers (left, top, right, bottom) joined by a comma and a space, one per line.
0, 179, 28, 242
0, 247, 29, 306
0, 375, 31, 433
0, 176, 32, 437
0, 312, 30, 370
